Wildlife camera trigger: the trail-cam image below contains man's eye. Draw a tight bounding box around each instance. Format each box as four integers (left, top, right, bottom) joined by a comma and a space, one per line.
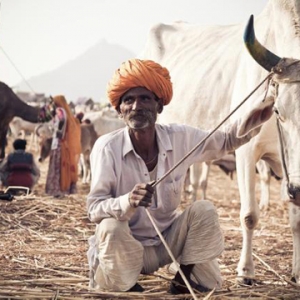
123, 97, 133, 103
141, 96, 151, 101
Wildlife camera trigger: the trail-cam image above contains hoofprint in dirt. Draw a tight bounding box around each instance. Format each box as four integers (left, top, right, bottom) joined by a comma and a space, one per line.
1, 138, 300, 299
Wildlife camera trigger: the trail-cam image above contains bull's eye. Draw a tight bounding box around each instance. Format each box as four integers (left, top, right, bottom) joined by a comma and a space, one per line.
273, 106, 285, 122
273, 107, 279, 115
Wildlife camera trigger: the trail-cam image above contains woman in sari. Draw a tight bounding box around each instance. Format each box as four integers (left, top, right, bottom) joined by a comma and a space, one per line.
45, 95, 81, 197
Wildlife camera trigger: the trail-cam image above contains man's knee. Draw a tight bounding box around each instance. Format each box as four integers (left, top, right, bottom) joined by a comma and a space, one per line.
188, 200, 221, 229
96, 218, 129, 240
190, 200, 216, 216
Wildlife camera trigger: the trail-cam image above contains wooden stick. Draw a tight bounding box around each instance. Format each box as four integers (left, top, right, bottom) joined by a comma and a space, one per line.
252, 252, 300, 288
145, 209, 199, 300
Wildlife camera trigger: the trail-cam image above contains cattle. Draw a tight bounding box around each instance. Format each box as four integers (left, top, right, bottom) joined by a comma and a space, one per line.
38, 110, 126, 184
38, 123, 98, 184
82, 110, 125, 137
9, 117, 53, 151
74, 97, 95, 114
140, 0, 300, 284
35, 122, 53, 141
186, 154, 236, 202
80, 123, 98, 183
9, 117, 37, 140
188, 156, 280, 211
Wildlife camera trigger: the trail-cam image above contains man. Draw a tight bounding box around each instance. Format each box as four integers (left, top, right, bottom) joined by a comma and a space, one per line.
0, 139, 40, 190
86, 59, 274, 293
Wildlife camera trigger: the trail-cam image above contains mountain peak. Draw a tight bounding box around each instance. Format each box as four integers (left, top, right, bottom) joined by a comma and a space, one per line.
17, 40, 136, 103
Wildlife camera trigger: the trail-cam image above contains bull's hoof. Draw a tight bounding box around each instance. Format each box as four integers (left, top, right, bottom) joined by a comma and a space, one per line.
236, 277, 257, 286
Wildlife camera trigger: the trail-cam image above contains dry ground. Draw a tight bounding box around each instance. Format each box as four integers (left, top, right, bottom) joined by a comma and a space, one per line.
1, 137, 300, 299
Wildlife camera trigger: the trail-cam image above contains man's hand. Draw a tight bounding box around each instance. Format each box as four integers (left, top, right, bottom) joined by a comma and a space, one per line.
129, 183, 154, 208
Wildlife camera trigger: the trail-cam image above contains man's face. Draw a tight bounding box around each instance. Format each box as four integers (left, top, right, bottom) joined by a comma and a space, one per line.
118, 87, 163, 130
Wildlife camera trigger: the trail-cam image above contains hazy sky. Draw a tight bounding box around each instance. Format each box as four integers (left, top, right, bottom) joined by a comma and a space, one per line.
0, 0, 268, 90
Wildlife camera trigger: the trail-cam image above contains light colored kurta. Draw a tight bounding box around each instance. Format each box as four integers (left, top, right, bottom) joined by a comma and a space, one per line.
87, 122, 258, 291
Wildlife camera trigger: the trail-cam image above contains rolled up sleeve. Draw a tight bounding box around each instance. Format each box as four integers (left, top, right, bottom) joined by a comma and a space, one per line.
87, 140, 136, 224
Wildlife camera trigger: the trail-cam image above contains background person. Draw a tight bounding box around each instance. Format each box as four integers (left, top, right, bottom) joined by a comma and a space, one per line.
45, 95, 81, 197
0, 139, 40, 191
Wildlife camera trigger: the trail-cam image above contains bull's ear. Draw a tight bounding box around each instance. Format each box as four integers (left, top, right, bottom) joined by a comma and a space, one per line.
237, 96, 274, 137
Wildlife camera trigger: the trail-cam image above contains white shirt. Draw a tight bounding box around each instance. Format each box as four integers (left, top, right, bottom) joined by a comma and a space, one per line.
87, 122, 250, 246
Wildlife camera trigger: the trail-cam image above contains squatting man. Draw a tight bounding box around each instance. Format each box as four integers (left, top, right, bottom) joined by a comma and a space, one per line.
86, 58, 275, 294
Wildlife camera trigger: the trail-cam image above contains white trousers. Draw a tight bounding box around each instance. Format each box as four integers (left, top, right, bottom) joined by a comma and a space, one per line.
87, 200, 224, 292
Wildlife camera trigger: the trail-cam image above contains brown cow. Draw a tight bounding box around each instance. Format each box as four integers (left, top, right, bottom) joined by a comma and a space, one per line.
79, 123, 98, 183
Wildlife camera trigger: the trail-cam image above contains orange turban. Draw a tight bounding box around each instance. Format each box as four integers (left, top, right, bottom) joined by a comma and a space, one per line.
107, 59, 173, 108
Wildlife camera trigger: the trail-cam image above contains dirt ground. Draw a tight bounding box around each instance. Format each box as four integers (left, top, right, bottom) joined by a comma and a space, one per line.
1, 137, 300, 299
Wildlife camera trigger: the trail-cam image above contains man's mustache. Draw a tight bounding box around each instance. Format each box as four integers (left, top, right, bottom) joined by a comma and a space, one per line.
128, 110, 152, 119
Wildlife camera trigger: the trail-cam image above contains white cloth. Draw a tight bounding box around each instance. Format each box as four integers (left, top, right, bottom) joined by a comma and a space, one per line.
89, 200, 223, 291
51, 107, 67, 150
87, 122, 259, 291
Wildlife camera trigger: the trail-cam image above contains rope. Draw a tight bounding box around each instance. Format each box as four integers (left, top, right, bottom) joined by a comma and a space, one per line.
0, 45, 36, 94
144, 71, 274, 299
151, 72, 274, 189
0, 44, 54, 124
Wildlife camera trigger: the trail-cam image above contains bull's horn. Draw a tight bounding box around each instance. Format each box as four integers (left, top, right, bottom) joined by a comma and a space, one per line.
244, 15, 281, 71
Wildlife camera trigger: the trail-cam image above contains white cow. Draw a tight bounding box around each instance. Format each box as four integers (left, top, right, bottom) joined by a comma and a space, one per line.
9, 117, 36, 139
82, 110, 125, 137
141, 0, 300, 284
9, 117, 52, 151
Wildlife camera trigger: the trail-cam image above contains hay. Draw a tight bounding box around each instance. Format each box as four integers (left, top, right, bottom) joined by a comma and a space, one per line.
1, 139, 300, 299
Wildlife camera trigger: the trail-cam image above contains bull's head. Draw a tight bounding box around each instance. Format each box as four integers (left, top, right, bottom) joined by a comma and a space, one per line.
244, 14, 300, 283
38, 137, 52, 163
244, 15, 281, 71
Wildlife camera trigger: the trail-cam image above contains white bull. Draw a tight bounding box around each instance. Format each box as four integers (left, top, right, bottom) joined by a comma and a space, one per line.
141, 0, 300, 284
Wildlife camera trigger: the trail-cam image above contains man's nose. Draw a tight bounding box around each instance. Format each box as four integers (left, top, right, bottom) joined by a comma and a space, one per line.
132, 99, 142, 110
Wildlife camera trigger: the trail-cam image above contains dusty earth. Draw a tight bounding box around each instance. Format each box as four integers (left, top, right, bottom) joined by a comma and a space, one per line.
1, 137, 300, 299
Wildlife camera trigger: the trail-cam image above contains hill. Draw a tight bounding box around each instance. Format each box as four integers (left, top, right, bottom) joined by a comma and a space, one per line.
16, 39, 136, 103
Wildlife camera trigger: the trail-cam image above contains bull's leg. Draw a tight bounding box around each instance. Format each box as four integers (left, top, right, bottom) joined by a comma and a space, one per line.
28, 132, 35, 151
85, 153, 91, 183
256, 160, 271, 211
189, 162, 202, 201
80, 154, 87, 184
236, 147, 259, 284
34, 133, 39, 152
289, 203, 300, 283
199, 161, 211, 200
183, 168, 191, 202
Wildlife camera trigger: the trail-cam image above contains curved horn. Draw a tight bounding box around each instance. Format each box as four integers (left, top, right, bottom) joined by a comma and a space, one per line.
244, 15, 281, 71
